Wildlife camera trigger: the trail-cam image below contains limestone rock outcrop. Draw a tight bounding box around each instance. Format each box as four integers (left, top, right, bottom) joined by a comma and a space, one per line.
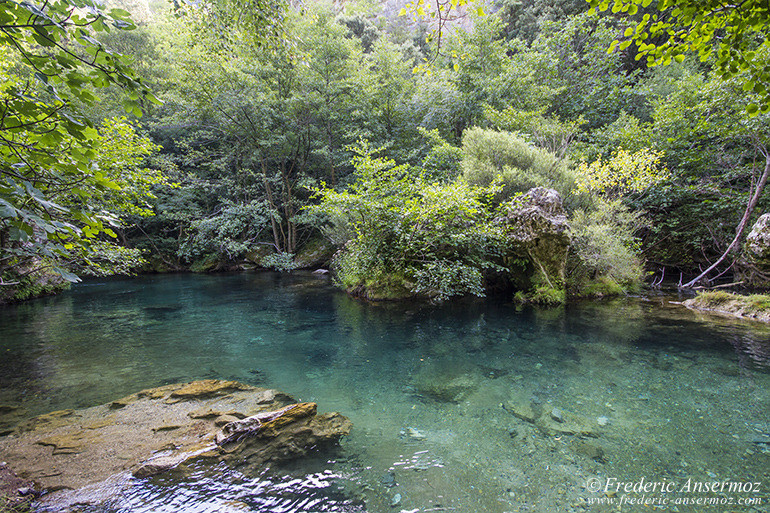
746, 213, 770, 269
0, 380, 351, 507
498, 187, 570, 303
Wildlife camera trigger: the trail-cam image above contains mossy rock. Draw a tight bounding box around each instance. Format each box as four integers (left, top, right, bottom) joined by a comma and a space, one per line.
245, 246, 273, 265
294, 238, 336, 269
345, 272, 423, 301
0, 268, 69, 304
190, 253, 221, 273
684, 291, 770, 323
567, 276, 638, 299
413, 364, 479, 403
515, 285, 566, 305
499, 188, 570, 305
139, 255, 174, 273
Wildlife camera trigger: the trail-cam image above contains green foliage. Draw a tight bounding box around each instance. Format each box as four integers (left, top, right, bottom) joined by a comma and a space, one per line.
178, 200, 270, 264
461, 127, 577, 199
576, 147, 668, 198
590, 0, 770, 113
567, 198, 645, 296
0, 0, 169, 288
311, 142, 505, 300
418, 128, 463, 182
485, 106, 587, 159
498, 0, 590, 43
260, 252, 298, 272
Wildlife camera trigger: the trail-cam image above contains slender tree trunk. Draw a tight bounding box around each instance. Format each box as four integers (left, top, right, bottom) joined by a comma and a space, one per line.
262, 161, 282, 252
682, 149, 770, 289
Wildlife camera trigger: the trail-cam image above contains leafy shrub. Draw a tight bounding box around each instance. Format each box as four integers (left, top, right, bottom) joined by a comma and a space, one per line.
567, 198, 645, 296
419, 128, 463, 182
461, 127, 577, 199
260, 252, 298, 272
575, 147, 668, 199
178, 200, 270, 264
311, 142, 505, 300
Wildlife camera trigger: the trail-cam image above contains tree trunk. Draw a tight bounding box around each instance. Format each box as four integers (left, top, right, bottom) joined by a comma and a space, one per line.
682, 150, 770, 289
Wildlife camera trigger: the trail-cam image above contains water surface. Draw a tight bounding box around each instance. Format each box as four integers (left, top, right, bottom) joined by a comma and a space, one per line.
1, 272, 768, 512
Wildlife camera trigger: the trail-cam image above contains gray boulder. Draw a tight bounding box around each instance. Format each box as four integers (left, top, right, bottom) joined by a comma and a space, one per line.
746, 213, 770, 267
498, 187, 570, 303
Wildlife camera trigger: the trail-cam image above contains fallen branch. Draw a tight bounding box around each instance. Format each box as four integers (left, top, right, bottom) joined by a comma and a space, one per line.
682, 149, 770, 289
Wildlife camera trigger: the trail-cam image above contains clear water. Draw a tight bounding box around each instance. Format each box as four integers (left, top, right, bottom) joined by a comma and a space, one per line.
1, 272, 769, 512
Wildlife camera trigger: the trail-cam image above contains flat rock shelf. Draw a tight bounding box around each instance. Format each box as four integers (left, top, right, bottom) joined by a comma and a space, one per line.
0, 379, 351, 510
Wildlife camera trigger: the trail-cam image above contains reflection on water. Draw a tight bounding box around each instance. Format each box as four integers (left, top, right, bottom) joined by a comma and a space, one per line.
1, 272, 769, 512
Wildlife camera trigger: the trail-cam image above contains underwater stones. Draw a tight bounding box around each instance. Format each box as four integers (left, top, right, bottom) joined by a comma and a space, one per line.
0, 380, 351, 507
214, 414, 241, 426
412, 364, 479, 403
165, 379, 255, 403
502, 396, 598, 437
381, 470, 396, 488
572, 440, 606, 463
400, 427, 427, 442
502, 397, 538, 424
0, 405, 26, 436
391, 492, 402, 507
36, 430, 93, 455
16, 409, 77, 433
188, 407, 242, 420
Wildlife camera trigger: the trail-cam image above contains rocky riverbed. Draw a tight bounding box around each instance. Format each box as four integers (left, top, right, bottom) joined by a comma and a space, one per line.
0, 379, 351, 510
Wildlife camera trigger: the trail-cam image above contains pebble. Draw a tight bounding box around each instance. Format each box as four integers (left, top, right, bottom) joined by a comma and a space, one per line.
405, 427, 426, 441
381, 471, 396, 488
550, 408, 564, 423
391, 493, 402, 507
597, 416, 609, 426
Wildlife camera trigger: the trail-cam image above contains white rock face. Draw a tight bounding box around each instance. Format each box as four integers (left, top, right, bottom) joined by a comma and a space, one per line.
746, 213, 770, 265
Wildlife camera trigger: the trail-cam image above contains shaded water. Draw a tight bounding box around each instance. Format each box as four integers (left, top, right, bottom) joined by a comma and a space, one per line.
1, 272, 769, 512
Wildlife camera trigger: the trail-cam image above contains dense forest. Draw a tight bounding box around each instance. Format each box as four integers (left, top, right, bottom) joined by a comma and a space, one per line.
2, 0, 770, 303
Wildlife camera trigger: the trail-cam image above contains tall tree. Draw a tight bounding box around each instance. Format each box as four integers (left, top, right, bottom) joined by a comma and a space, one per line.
0, 0, 163, 286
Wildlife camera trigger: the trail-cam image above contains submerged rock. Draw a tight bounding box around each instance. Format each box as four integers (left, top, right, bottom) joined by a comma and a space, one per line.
0, 380, 351, 508
502, 395, 598, 437
412, 365, 479, 403
572, 440, 606, 463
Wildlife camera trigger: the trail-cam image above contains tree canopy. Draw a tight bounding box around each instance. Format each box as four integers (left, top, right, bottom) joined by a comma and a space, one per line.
589, 0, 770, 112
0, 0, 162, 285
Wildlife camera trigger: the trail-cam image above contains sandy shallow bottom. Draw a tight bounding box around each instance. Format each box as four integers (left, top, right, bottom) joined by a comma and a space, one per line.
0, 273, 768, 512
